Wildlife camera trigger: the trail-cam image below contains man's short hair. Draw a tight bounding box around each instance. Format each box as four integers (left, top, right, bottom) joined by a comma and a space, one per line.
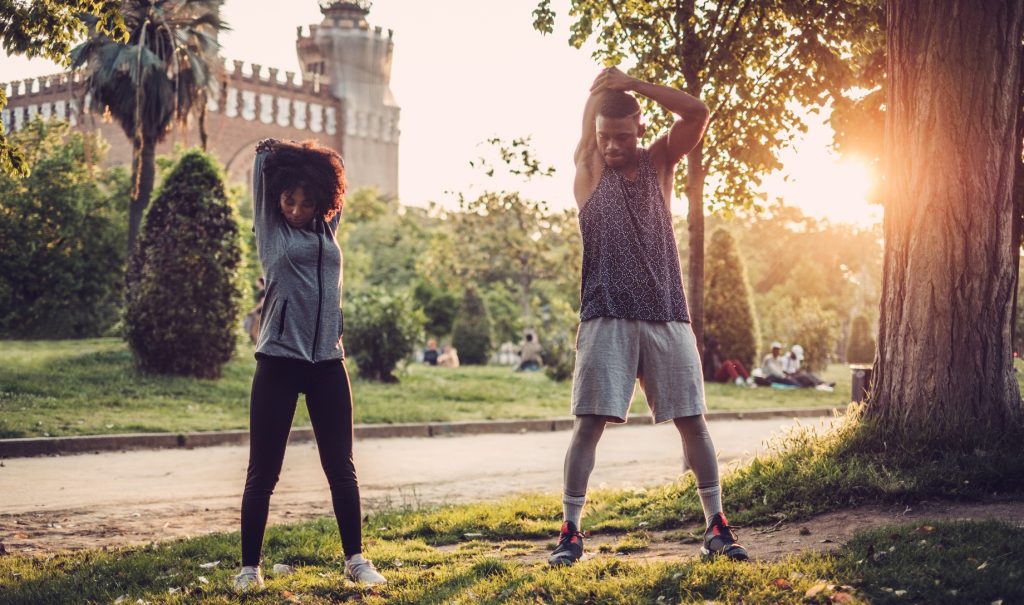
598, 91, 641, 119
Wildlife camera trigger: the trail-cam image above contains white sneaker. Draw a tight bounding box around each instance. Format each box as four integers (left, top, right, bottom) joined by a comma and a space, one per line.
734, 377, 745, 386
232, 565, 264, 591
345, 554, 387, 585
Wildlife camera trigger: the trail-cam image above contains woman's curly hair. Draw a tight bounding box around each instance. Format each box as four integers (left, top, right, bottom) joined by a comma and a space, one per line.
262, 139, 347, 222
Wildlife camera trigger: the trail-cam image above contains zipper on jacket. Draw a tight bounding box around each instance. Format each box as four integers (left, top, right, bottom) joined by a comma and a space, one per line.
278, 299, 288, 337
311, 223, 324, 361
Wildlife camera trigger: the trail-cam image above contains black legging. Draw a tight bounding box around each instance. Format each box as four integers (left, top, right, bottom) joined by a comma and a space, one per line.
241, 355, 361, 566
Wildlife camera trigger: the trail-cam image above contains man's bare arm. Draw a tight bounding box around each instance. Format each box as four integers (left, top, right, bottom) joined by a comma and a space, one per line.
633, 79, 709, 167
593, 67, 709, 168
574, 91, 602, 166
573, 78, 607, 209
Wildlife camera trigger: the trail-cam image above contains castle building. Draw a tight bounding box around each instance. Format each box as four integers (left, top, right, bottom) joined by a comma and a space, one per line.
1, 0, 399, 197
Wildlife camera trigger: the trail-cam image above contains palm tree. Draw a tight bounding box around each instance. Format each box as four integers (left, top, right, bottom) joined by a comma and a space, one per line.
71, 0, 226, 251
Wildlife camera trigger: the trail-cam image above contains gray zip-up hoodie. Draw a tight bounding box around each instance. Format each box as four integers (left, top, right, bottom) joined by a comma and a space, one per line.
252, 145, 344, 362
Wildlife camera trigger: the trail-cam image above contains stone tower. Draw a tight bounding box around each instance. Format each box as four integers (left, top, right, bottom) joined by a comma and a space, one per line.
298, 1, 400, 198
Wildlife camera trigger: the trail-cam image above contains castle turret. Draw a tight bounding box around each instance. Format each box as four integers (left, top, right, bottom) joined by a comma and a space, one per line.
298, 1, 399, 197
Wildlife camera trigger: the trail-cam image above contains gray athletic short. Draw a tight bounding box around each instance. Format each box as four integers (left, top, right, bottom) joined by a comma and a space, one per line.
571, 317, 707, 423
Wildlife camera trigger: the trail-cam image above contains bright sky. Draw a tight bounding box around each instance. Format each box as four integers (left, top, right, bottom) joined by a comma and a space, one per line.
0, 0, 880, 227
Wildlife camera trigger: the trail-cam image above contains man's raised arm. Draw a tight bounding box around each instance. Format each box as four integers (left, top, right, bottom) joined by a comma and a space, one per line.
573, 79, 607, 209
593, 67, 709, 167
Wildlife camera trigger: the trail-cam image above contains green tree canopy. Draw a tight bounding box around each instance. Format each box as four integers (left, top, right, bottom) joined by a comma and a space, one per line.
0, 0, 127, 176
0, 119, 127, 337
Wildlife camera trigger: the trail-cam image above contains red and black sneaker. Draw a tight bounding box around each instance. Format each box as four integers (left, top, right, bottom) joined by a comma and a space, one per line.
700, 513, 749, 561
547, 520, 584, 566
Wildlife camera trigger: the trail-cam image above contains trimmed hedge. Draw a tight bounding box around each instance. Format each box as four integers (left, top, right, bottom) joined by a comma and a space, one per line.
124, 150, 242, 378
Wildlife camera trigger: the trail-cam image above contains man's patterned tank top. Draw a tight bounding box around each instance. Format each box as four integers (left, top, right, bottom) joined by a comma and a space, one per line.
578, 147, 690, 323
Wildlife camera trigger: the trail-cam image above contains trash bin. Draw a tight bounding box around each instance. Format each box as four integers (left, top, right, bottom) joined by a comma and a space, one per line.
850, 364, 873, 403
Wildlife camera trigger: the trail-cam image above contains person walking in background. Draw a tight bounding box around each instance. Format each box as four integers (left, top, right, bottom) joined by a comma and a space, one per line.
702, 337, 753, 387
517, 332, 544, 371
233, 139, 386, 591
243, 276, 267, 345
549, 66, 749, 567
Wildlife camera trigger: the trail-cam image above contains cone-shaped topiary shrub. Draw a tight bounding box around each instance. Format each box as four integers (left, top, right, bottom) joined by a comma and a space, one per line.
846, 314, 876, 364
125, 150, 242, 378
704, 228, 760, 368
451, 285, 493, 365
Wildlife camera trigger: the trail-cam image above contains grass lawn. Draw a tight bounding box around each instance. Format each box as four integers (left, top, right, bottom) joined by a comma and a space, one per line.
0, 338, 852, 438
1, 516, 1019, 604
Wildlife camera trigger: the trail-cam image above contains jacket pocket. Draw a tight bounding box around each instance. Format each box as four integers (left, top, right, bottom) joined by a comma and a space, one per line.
278, 299, 289, 337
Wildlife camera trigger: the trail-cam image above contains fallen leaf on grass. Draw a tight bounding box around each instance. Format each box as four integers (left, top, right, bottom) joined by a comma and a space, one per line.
195, 576, 208, 584
272, 563, 296, 576
977, 561, 988, 570
830, 592, 854, 603
917, 525, 934, 534
771, 578, 791, 590
199, 560, 220, 569
13, 533, 27, 539
805, 582, 834, 598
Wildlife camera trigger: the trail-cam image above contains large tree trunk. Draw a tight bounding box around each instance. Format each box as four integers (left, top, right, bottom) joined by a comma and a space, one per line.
871, 0, 1024, 440
685, 144, 705, 349
128, 139, 157, 253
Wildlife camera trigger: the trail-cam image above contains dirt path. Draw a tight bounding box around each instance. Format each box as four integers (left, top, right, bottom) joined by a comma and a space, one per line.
437, 500, 1024, 564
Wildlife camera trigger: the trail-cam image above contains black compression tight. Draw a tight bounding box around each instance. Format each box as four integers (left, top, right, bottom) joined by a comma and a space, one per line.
241, 355, 362, 566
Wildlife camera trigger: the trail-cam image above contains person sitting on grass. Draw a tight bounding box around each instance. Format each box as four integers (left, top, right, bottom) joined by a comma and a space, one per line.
781, 344, 834, 391
437, 344, 460, 368
761, 341, 799, 387
702, 336, 753, 387
548, 66, 749, 568
233, 139, 386, 591
423, 338, 440, 366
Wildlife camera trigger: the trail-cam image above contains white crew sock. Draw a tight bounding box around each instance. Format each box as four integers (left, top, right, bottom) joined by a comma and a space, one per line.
562, 493, 587, 528
697, 484, 723, 527
346, 553, 366, 564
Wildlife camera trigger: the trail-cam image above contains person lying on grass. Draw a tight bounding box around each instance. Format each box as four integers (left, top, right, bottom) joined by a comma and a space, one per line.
549, 66, 749, 567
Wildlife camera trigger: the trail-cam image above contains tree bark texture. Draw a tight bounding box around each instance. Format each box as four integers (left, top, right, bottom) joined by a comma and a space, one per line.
128, 139, 157, 253
686, 144, 706, 349
873, 0, 1024, 439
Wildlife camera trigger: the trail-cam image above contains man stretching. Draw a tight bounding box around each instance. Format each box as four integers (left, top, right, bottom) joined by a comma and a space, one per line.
549, 67, 748, 566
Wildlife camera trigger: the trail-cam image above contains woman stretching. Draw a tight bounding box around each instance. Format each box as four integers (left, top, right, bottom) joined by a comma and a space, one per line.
233, 139, 386, 590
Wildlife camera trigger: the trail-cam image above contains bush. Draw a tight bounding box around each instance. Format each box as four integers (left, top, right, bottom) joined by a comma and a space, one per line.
704, 228, 759, 368
790, 298, 840, 372
345, 288, 425, 382
124, 150, 242, 378
846, 314, 876, 364
413, 281, 458, 337
0, 121, 127, 338
451, 286, 492, 365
